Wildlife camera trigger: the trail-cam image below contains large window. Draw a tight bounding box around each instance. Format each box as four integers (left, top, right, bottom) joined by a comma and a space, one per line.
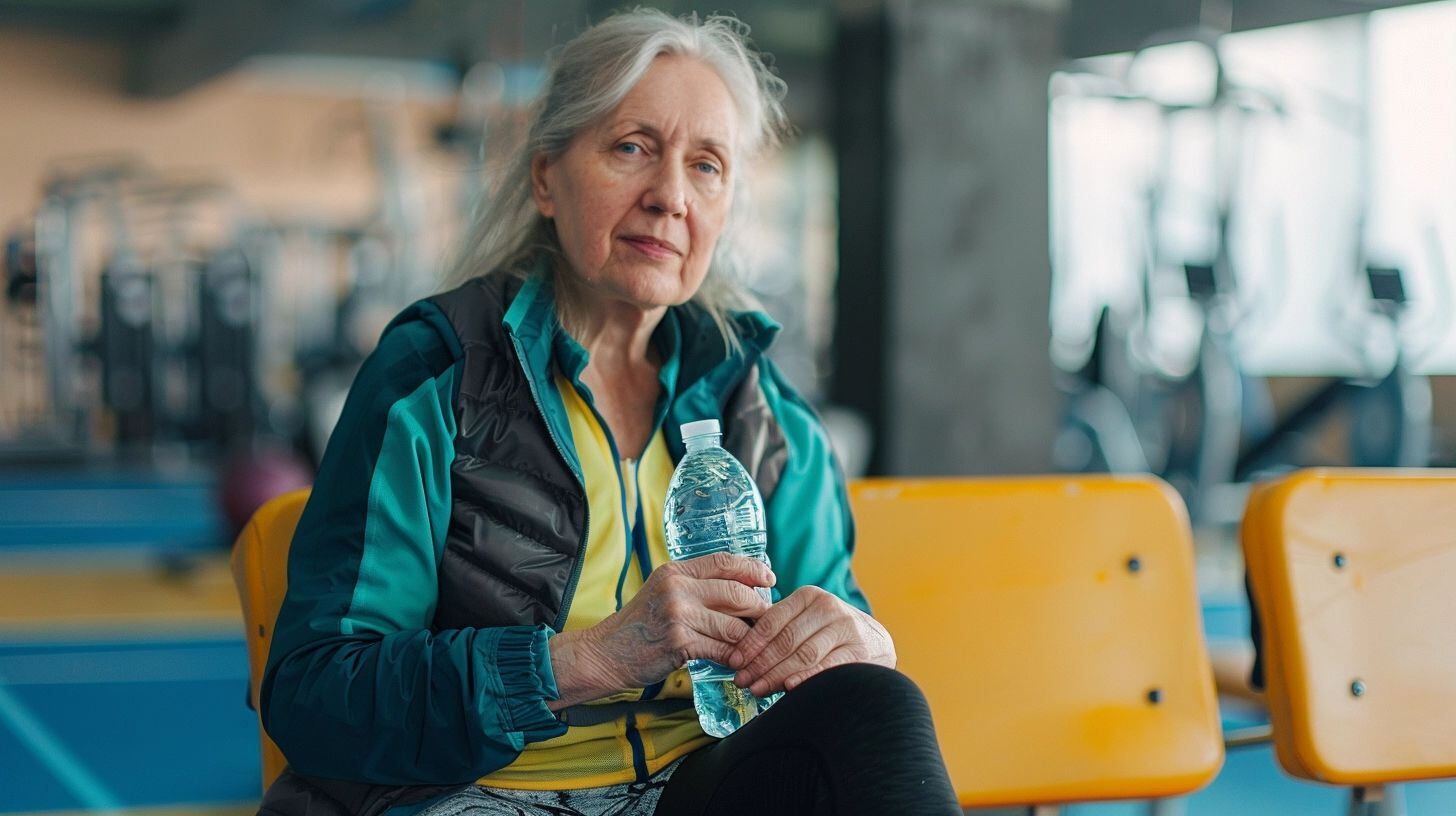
1050, 4, 1456, 377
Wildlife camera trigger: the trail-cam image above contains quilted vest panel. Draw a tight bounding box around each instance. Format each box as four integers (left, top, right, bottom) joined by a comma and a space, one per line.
427, 275, 586, 630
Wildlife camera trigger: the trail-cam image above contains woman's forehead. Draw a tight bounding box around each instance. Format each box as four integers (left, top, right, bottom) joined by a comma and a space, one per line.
602, 56, 741, 152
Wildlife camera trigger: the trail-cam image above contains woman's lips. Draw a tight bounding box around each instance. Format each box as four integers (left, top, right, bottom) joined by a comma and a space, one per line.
621, 236, 680, 260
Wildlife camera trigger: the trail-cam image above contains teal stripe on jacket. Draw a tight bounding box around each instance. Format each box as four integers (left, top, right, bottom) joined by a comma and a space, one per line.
757, 357, 870, 614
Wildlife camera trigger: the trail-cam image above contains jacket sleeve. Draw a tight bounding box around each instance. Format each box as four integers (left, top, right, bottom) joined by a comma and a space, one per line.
260, 315, 567, 785
756, 357, 871, 614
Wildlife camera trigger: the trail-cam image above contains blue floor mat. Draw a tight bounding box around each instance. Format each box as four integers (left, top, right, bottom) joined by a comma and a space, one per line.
0, 720, 74, 812
0, 635, 260, 812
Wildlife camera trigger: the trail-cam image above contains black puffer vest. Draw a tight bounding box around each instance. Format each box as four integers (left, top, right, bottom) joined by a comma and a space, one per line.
428, 274, 588, 632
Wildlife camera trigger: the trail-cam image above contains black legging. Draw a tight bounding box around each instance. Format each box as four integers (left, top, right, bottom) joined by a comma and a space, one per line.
654, 663, 960, 815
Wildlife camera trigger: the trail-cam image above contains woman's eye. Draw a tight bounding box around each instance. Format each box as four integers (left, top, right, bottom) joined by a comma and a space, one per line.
696, 162, 720, 175
616, 142, 641, 155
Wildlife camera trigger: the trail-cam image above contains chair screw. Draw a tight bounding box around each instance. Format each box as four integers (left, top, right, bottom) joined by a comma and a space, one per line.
1350, 679, 1366, 698
1147, 688, 1162, 704
1333, 553, 1347, 569
1126, 556, 1142, 574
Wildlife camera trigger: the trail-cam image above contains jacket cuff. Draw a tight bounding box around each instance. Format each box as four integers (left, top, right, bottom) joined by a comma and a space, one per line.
494, 625, 568, 745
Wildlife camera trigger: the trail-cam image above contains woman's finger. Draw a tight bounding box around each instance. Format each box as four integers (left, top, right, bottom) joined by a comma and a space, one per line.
745, 620, 846, 697
730, 585, 839, 670
782, 644, 866, 692
737, 606, 826, 683
690, 607, 755, 647
733, 600, 827, 683
653, 576, 766, 628
655, 606, 756, 668
697, 578, 772, 618
727, 589, 811, 670
672, 551, 775, 588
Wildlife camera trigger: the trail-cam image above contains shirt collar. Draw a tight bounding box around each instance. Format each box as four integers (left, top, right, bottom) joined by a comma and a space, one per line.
501, 260, 770, 397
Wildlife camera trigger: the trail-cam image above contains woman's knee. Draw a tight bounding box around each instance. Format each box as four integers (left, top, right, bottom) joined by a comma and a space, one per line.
795, 663, 924, 701
770, 665, 954, 805
786, 664, 933, 728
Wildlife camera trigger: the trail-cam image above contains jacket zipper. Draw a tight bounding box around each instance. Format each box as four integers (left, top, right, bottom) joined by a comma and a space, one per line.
605, 433, 636, 611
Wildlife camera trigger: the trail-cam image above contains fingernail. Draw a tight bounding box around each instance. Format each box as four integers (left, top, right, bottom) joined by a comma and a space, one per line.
729, 650, 742, 667
735, 672, 749, 686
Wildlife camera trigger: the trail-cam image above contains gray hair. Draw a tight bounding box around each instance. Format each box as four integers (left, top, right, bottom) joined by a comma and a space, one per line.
439, 8, 790, 352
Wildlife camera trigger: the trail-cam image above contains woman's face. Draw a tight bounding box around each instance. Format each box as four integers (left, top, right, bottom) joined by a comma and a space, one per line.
532, 55, 740, 312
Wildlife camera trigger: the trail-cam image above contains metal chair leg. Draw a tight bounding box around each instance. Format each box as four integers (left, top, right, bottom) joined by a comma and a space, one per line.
1148, 797, 1187, 816
1350, 785, 1404, 816
1347, 789, 1370, 816
1375, 785, 1407, 816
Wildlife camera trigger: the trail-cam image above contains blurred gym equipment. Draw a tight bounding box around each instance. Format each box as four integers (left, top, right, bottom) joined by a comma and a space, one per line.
1050, 29, 1438, 526
1051, 31, 1283, 521
0, 158, 276, 461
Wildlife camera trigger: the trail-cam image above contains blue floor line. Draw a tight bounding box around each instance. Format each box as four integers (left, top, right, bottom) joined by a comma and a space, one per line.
0, 677, 123, 811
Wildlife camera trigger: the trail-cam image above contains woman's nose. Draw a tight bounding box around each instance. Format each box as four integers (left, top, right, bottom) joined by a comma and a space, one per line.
643, 163, 688, 217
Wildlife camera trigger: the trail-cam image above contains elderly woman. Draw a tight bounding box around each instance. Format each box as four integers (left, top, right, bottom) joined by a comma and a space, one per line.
260, 10, 957, 816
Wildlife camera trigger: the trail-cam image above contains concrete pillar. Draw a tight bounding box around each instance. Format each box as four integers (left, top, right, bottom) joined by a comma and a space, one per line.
833, 0, 1063, 475
886, 0, 1061, 475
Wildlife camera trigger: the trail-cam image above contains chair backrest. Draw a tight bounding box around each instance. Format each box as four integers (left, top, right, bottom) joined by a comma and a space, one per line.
1241, 469, 1456, 786
849, 476, 1223, 809
229, 487, 311, 792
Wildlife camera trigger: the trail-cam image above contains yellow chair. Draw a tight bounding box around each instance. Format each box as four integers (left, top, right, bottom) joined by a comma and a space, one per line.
849, 476, 1223, 813
229, 487, 311, 793
1241, 469, 1456, 812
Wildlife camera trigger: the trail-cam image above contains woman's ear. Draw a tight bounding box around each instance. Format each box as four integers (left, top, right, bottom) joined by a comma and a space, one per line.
530, 154, 555, 218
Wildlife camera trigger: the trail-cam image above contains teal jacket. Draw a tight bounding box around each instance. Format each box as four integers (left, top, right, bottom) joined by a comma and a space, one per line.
261, 272, 866, 789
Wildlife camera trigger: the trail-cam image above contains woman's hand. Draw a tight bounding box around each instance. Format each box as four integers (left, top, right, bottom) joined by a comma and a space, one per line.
548, 552, 773, 710
728, 586, 895, 698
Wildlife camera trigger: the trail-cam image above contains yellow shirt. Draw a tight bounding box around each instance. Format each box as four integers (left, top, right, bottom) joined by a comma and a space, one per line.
478, 375, 710, 789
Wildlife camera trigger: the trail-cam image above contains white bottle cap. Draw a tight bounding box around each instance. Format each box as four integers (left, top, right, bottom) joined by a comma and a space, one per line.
680, 419, 721, 440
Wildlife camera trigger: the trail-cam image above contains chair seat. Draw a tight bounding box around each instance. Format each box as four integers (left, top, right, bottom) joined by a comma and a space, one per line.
1242, 469, 1456, 786
230, 487, 311, 791
849, 476, 1223, 808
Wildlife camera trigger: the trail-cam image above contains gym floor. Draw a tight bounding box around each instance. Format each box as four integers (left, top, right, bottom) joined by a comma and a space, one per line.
2, 469, 1453, 814
0, 468, 255, 814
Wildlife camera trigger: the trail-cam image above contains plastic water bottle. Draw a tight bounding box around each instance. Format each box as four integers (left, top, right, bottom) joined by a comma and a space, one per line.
665, 419, 777, 737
